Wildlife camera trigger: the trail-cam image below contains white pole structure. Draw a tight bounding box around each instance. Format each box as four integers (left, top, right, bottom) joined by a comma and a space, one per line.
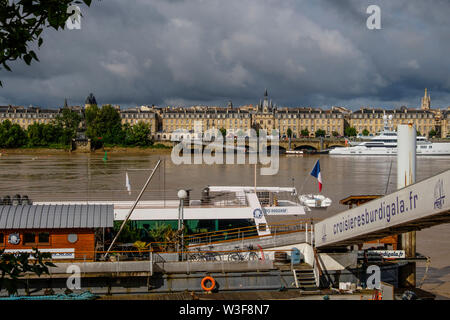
177, 189, 187, 261
397, 124, 417, 287
104, 160, 161, 259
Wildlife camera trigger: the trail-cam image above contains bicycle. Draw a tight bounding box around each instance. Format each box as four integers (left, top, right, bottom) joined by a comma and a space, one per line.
227, 245, 259, 261
188, 246, 222, 262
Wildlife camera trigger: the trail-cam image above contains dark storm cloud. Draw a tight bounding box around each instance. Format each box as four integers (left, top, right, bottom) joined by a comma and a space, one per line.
0, 0, 449, 109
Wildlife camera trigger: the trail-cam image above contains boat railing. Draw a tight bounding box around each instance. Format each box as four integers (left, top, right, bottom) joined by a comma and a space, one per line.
256, 191, 300, 207
186, 218, 321, 247
33, 190, 249, 208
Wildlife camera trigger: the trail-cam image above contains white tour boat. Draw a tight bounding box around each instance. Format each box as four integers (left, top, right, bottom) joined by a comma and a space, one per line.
35, 185, 311, 239
330, 115, 450, 156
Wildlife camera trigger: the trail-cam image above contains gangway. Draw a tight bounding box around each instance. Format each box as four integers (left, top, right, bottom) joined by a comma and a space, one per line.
315, 169, 450, 249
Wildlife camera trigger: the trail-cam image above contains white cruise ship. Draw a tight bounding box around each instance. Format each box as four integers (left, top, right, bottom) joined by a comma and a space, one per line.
330, 115, 450, 156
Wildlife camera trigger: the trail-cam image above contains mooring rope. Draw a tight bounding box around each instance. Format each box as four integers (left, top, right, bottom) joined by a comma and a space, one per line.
418, 256, 432, 289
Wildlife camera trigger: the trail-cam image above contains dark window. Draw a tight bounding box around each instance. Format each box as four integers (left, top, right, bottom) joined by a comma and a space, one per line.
23, 232, 36, 244
38, 232, 50, 244
0, 233, 3, 243
258, 223, 267, 232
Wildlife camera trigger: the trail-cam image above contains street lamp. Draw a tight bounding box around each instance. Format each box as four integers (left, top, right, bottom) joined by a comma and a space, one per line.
177, 189, 187, 261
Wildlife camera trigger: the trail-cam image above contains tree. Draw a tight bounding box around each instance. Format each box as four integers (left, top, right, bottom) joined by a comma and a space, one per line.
0, 0, 93, 86
345, 127, 357, 137
219, 127, 226, 138
26, 123, 68, 147
0, 248, 56, 295
0, 120, 27, 148
362, 129, 370, 136
55, 108, 81, 136
332, 131, 339, 137
124, 121, 152, 146
112, 221, 140, 244
428, 129, 437, 138
300, 128, 309, 137
286, 128, 292, 138
86, 104, 125, 146
315, 129, 326, 137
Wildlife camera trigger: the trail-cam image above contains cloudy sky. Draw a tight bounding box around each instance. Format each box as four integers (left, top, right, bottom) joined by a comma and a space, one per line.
1, 0, 450, 110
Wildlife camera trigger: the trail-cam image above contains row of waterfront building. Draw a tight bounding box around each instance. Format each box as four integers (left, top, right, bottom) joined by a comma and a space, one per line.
1, 89, 450, 140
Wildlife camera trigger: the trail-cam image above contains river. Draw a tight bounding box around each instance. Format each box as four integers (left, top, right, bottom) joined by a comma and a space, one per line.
0, 151, 449, 298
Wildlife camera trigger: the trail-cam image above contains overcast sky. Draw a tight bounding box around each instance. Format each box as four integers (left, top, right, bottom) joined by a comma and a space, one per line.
1, 0, 449, 110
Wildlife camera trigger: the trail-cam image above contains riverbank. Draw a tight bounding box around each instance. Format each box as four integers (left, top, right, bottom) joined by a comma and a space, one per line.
0, 145, 173, 156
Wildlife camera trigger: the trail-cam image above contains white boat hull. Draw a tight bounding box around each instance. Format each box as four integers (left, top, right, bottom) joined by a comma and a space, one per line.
330, 143, 450, 156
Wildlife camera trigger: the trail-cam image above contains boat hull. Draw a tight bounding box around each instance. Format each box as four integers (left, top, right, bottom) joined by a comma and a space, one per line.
330, 144, 450, 156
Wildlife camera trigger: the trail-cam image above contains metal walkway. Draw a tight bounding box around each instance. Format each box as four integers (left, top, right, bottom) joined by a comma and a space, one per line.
315, 169, 450, 249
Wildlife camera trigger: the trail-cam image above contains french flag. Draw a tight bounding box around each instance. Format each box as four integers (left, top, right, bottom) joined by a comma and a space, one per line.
310, 160, 323, 192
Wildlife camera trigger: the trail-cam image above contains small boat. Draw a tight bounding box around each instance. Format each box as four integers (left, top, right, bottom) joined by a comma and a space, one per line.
285, 150, 303, 155
299, 194, 332, 208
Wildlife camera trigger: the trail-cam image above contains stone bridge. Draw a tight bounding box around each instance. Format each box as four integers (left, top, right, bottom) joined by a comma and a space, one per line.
156, 138, 347, 151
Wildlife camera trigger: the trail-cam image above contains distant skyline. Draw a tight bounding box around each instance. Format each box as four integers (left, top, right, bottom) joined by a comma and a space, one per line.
1, 0, 450, 110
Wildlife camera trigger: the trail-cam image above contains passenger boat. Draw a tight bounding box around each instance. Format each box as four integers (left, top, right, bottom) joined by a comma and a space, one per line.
330, 115, 450, 156
36, 186, 311, 239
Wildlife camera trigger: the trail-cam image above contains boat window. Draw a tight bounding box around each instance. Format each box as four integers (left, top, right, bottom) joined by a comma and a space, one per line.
23, 232, 36, 244
421, 146, 427, 149
0, 233, 3, 244
429, 146, 432, 149
38, 232, 50, 244
258, 223, 267, 232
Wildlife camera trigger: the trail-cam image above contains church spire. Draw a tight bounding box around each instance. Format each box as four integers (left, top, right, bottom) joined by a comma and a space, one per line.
421, 88, 431, 110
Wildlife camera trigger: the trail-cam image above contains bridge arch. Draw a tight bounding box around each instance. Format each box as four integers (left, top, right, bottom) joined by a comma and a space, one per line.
294, 145, 318, 151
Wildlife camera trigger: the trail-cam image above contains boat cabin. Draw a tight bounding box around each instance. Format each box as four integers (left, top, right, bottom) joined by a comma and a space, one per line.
0, 204, 114, 261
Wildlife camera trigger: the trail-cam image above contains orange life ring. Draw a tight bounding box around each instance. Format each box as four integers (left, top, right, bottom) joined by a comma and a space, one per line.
201, 276, 215, 292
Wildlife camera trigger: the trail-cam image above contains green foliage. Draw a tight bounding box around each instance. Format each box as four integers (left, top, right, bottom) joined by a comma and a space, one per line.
286, 128, 292, 138
300, 128, 309, 137
152, 143, 171, 149
0, 0, 93, 86
332, 131, 339, 137
315, 129, 326, 137
0, 120, 75, 148
55, 108, 81, 135
219, 127, 226, 138
0, 248, 56, 295
26, 123, 70, 147
362, 129, 370, 136
0, 120, 27, 148
113, 220, 140, 244
148, 223, 182, 251
345, 127, 357, 137
428, 129, 437, 138
86, 104, 124, 146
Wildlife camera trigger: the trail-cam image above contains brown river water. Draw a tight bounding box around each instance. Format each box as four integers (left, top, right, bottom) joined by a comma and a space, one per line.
0, 151, 449, 298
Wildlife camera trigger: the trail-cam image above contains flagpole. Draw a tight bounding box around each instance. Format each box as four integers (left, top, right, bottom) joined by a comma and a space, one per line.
104, 160, 161, 259
298, 159, 318, 195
